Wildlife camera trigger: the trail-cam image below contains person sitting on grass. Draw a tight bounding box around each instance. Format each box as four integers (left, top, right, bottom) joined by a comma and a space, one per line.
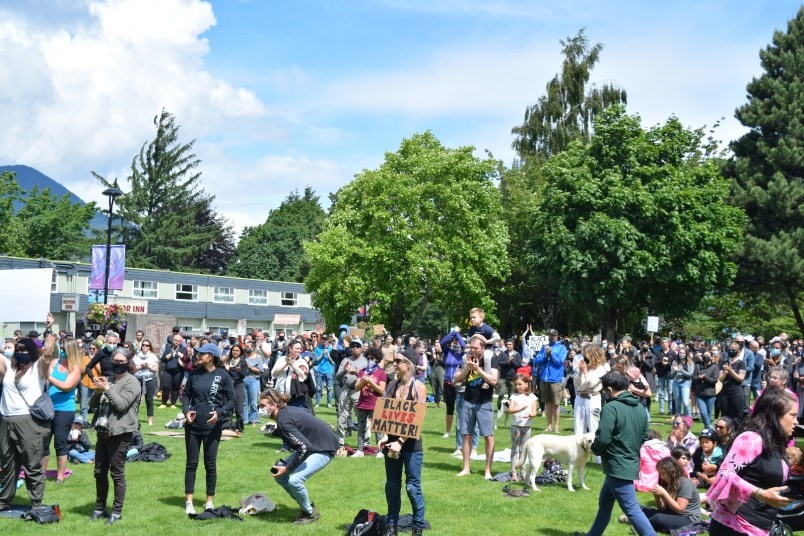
635, 430, 671, 492
68, 416, 95, 464
629, 456, 701, 531
691, 428, 723, 489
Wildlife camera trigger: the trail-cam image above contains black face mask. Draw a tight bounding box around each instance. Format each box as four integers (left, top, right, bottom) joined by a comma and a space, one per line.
112, 362, 129, 375
14, 352, 32, 365
727, 349, 738, 358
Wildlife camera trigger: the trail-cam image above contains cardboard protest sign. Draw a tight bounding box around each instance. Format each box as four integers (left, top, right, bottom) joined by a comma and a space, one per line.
371, 397, 426, 439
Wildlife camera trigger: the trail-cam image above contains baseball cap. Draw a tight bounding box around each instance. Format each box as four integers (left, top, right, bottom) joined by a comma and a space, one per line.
196, 342, 221, 359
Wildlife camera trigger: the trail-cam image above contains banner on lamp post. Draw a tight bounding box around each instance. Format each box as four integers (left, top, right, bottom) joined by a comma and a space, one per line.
89, 245, 126, 290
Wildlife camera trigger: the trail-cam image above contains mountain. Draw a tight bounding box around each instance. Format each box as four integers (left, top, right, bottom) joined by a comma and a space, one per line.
0, 164, 107, 230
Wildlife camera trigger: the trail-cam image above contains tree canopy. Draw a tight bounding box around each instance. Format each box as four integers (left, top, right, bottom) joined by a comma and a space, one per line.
94, 110, 233, 273
0, 171, 96, 260
527, 106, 744, 340
229, 187, 326, 282
511, 28, 627, 163
304, 131, 509, 334
727, 6, 804, 335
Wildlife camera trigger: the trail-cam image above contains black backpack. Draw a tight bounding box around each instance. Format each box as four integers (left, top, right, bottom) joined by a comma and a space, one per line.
347, 509, 387, 536
534, 459, 567, 485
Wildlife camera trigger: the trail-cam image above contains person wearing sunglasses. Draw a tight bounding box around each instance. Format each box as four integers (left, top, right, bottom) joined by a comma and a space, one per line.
666, 415, 699, 474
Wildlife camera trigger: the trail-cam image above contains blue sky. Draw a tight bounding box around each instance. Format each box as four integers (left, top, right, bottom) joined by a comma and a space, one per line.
0, 0, 800, 233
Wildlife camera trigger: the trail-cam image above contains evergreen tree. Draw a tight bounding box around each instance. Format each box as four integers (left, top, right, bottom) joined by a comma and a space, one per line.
228, 187, 326, 282
0, 171, 24, 256
94, 110, 226, 272
727, 7, 804, 336
511, 28, 627, 163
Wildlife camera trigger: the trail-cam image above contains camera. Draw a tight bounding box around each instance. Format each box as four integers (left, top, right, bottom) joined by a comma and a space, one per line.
270, 459, 286, 475
94, 395, 112, 430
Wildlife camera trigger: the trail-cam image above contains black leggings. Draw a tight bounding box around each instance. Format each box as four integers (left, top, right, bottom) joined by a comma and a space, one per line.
444, 381, 457, 415
161, 369, 182, 405
43, 410, 75, 457
184, 427, 222, 496
139, 378, 157, 417
640, 506, 694, 531
719, 388, 745, 422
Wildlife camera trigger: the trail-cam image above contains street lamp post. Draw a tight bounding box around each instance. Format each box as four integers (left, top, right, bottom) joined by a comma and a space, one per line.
102, 187, 123, 305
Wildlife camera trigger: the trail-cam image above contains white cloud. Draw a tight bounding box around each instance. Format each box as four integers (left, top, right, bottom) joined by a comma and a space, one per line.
0, 0, 283, 234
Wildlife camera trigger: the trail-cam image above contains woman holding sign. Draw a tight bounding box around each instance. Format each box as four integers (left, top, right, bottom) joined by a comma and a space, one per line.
378, 348, 427, 536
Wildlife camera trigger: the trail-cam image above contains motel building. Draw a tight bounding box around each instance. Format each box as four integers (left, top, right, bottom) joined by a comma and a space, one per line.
0, 256, 322, 344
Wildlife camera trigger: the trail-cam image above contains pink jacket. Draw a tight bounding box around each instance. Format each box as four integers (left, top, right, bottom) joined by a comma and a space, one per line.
635, 438, 671, 492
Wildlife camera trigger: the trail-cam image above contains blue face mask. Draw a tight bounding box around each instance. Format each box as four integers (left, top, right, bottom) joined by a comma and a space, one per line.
106, 344, 117, 352
771, 348, 781, 357
3, 348, 13, 358
14, 352, 32, 365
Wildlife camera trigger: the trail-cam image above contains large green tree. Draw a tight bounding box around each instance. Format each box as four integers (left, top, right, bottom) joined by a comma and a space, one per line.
16, 185, 97, 260
528, 106, 744, 340
94, 110, 231, 272
727, 7, 804, 336
511, 28, 627, 163
229, 187, 326, 282
501, 29, 626, 334
0, 171, 95, 260
304, 131, 509, 334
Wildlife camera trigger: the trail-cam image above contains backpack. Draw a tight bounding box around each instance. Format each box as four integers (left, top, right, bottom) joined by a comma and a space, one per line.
128, 442, 170, 462
534, 459, 567, 485
347, 509, 387, 536
238, 493, 276, 516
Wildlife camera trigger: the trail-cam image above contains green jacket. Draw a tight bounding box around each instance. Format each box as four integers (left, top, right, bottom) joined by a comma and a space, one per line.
591, 391, 648, 480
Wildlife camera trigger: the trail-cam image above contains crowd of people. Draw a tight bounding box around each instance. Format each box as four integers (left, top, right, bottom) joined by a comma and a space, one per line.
1, 310, 803, 535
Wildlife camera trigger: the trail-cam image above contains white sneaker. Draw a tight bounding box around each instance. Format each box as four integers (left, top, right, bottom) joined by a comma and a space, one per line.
451, 448, 462, 458
376, 452, 384, 458
471, 449, 479, 459
204, 501, 214, 511
185, 502, 196, 515
441, 432, 450, 439
352, 450, 364, 458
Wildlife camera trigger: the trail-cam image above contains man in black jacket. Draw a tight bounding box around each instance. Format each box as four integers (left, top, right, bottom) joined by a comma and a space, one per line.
260, 388, 339, 525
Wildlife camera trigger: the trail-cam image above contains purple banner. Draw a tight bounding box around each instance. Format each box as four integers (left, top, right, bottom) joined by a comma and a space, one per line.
89, 245, 126, 290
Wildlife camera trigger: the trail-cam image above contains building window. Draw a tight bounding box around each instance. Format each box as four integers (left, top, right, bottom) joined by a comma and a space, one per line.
213, 287, 234, 303
51, 271, 58, 293
133, 280, 158, 299
208, 326, 230, 335
19, 322, 47, 335
175, 284, 198, 301
180, 325, 195, 334
248, 289, 267, 305
280, 292, 297, 306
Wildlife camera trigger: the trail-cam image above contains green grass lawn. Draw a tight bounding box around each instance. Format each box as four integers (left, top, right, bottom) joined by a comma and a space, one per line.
0, 399, 694, 535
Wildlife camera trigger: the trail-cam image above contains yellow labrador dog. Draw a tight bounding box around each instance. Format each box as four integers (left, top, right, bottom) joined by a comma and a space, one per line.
515, 432, 595, 492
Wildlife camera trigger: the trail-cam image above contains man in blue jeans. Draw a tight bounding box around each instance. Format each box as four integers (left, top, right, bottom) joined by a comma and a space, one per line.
575, 371, 656, 536
260, 388, 339, 525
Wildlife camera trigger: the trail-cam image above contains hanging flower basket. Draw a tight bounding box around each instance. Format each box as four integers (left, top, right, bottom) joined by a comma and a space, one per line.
84, 303, 127, 333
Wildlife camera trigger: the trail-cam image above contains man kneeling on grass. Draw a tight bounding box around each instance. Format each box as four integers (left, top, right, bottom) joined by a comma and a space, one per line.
259, 388, 339, 524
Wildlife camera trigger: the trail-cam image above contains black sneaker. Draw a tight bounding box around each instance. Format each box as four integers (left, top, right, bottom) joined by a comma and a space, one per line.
292, 505, 320, 525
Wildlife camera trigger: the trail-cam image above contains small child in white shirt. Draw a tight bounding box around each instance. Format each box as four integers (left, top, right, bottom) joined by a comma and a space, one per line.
507, 373, 538, 481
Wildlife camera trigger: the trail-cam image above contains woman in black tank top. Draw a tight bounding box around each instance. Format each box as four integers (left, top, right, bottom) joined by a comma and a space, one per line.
377, 348, 427, 536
